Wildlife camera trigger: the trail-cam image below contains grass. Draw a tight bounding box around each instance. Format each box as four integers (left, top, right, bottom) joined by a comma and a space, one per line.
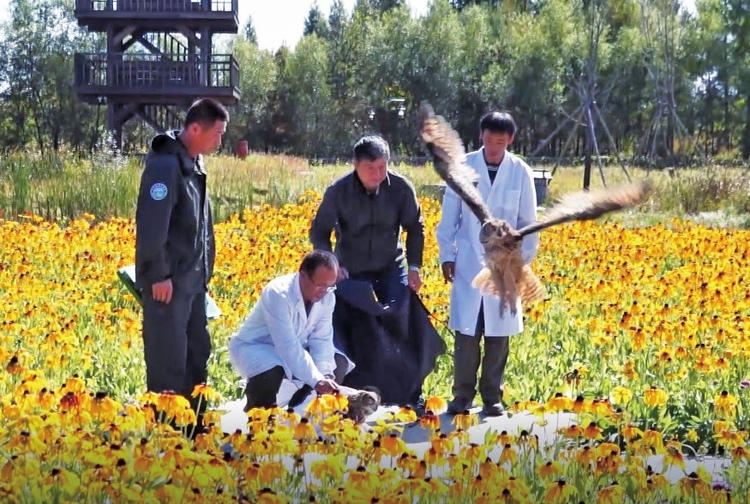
1, 149, 750, 226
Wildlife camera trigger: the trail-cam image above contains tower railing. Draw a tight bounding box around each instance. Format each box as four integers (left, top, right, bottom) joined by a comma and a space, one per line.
75, 0, 237, 13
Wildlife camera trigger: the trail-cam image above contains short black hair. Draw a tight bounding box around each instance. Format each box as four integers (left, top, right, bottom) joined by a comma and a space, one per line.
479, 111, 516, 137
300, 250, 339, 277
185, 98, 229, 128
353, 135, 390, 162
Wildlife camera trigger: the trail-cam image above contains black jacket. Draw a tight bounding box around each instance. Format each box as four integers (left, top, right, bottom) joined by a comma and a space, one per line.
309, 170, 424, 275
135, 131, 215, 293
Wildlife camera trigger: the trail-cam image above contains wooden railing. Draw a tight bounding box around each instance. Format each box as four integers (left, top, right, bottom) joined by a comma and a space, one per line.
75, 0, 237, 13
75, 53, 240, 91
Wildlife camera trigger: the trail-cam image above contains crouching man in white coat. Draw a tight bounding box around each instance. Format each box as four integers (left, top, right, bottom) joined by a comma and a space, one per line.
436, 111, 540, 417
228, 250, 353, 411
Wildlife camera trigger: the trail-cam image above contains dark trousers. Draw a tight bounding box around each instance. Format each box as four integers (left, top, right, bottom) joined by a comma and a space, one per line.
348, 261, 408, 307
142, 290, 212, 414
244, 355, 351, 411
452, 303, 510, 405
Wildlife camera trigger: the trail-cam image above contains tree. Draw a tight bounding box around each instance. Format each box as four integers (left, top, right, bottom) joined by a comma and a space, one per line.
228, 38, 278, 152
371, 0, 406, 13
303, 2, 329, 38
243, 15, 257, 44
0, 0, 101, 153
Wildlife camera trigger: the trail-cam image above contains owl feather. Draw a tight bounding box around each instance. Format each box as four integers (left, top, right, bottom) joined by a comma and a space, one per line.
418, 102, 651, 315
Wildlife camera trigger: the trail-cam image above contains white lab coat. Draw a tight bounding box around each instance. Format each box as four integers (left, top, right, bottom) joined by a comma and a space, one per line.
228, 272, 353, 387
435, 148, 540, 337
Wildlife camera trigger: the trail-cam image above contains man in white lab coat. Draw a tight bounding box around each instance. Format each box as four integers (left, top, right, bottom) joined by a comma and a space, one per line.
436, 111, 540, 416
228, 250, 351, 411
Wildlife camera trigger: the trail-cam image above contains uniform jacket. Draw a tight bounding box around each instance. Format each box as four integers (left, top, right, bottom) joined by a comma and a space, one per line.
135, 130, 215, 293
436, 148, 540, 337
228, 273, 338, 387
309, 170, 425, 275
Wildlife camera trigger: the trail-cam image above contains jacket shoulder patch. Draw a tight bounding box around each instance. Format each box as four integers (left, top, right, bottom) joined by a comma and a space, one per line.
149, 182, 168, 201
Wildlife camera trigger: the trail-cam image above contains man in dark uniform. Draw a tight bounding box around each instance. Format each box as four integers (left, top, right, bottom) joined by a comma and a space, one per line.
135, 98, 229, 426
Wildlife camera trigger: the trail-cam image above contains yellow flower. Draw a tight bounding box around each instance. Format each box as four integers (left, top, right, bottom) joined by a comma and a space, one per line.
381, 433, 406, 457
714, 390, 738, 417
678, 473, 710, 501
583, 422, 603, 440
643, 386, 668, 407
191, 383, 222, 403
293, 417, 317, 441
545, 479, 576, 504
546, 393, 572, 412
610, 386, 633, 405
310, 455, 345, 483
42, 467, 81, 495
452, 411, 479, 430
425, 396, 447, 414
597, 483, 625, 504
419, 412, 440, 431
537, 460, 562, 479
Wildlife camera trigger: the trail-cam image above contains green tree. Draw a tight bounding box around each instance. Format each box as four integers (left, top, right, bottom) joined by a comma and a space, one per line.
303, 2, 329, 38
285, 35, 337, 156
229, 38, 278, 152
242, 15, 258, 44
0, 0, 100, 153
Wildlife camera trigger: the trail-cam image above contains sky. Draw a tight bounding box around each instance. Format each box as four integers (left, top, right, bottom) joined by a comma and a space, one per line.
240, 0, 695, 52
240, 0, 430, 51
0, 0, 695, 52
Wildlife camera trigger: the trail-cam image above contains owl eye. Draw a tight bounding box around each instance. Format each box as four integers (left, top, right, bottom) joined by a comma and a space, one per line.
481, 222, 494, 238
364, 396, 374, 406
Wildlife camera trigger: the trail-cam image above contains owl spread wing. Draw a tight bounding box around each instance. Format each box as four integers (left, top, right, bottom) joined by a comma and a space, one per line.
517, 180, 652, 238
417, 102, 492, 224
418, 101, 651, 315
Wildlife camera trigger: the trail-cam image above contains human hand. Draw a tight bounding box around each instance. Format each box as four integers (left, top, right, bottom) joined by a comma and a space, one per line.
314, 378, 339, 395
151, 279, 173, 303
441, 262, 455, 283
337, 266, 349, 282
408, 269, 422, 292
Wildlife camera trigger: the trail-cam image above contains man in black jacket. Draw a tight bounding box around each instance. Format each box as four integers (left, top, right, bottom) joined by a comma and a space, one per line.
135, 98, 228, 421
310, 135, 425, 306
310, 135, 430, 412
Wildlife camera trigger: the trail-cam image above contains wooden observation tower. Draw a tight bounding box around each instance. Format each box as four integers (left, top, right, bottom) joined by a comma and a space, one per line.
73, 0, 241, 150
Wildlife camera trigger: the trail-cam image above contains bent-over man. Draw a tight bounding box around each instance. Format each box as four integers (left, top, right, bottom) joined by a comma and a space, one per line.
228, 250, 349, 411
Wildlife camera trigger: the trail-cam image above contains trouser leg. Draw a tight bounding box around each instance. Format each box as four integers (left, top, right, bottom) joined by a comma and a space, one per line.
142, 289, 194, 396
369, 262, 408, 307
184, 292, 212, 414
479, 336, 510, 404
243, 366, 285, 412
451, 331, 481, 405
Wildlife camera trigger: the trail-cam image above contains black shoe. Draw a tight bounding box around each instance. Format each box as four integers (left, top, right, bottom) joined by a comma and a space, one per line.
414, 396, 426, 418
447, 398, 472, 415
481, 402, 504, 417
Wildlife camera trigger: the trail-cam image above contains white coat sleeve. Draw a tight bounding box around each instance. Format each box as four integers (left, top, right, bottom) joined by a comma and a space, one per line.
517, 165, 540, 265
436, 186, 462, 264
307, 296, 336, 378
260, 288, 326, 387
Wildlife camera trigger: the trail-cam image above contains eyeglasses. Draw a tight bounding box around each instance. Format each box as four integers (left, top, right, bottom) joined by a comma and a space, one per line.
303, 272, 337, 293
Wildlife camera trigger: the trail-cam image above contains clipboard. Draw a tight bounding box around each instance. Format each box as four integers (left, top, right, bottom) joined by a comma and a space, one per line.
117, 264, 222, 320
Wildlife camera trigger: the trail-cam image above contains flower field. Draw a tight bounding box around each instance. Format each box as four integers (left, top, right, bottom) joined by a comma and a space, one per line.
1, 190, 750, 502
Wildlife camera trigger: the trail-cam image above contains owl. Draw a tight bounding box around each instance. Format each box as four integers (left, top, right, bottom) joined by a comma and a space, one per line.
418, 102, 651, 315
344, 386, 382, 424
